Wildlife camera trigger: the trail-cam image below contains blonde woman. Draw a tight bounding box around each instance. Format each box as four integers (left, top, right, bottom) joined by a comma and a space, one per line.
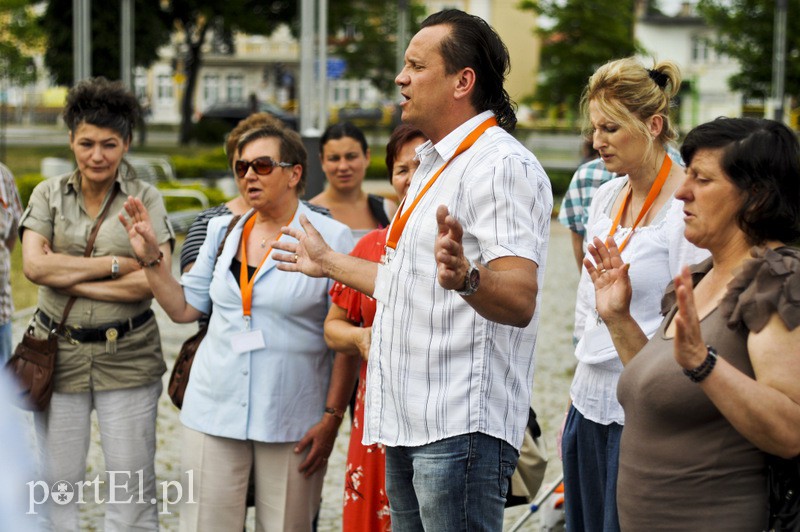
560, 57, 709, 531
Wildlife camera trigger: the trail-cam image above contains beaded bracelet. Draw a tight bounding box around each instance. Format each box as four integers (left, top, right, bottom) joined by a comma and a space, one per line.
683, 345, 718, 383
136, 250, 164, 268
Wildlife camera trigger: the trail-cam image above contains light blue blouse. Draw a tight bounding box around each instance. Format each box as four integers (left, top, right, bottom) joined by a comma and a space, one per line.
179, 203, 354, 442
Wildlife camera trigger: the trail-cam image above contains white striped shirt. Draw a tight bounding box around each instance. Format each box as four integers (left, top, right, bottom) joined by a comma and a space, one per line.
365, 111, 553, 450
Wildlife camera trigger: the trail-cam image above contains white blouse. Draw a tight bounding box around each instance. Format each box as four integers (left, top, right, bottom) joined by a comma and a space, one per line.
569, 177, 709, 425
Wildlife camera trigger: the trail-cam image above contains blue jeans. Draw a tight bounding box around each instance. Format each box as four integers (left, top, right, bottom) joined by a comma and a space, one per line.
0, 320, 12, 364
561, 405, 622, 532
385, 432, 518, 532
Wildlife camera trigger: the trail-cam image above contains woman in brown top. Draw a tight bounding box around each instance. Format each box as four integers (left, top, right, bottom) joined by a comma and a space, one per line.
20, 77, 173, 530
584, 117, 800, 530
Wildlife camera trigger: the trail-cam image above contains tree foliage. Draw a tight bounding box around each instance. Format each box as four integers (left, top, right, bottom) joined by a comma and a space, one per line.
519, 0, 638, 108
158, 1, 297, 144
328, 0, 426, 97
697, 0, 800, 101
0, 0, 44, 85
40, 0, 171, 86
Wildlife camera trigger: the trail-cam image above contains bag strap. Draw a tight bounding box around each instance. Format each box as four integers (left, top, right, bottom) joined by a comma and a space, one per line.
216, 215, 242, 261
202, 214, 241, 321
55, 185, 121, 334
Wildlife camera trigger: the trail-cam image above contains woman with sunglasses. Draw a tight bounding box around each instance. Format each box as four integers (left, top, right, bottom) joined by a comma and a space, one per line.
310, 122, 397, 241
120, 123, 355, 531
180, 112, 330, 274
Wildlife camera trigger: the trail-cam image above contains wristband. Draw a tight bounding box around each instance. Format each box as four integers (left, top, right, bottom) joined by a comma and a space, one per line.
682, 345, 718, 383
137, 251, 164, 268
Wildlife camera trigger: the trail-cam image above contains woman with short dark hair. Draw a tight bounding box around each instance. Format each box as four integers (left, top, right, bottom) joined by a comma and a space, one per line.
20, 76, 174, 530
588, 116, 800, 529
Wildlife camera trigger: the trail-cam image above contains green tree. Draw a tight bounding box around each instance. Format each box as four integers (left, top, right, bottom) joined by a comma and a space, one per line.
697, 0, 800, 101
40, 0, 172, 86
328, 0, 426, 98
0, 0, 44, 85
519, 0, 637, 110
160, 1, 297, 144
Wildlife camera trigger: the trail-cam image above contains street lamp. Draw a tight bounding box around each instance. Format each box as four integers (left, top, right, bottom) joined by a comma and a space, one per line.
771, 0, 787, 122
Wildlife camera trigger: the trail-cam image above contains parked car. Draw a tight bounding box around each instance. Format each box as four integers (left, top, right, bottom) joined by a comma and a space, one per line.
193, 100, 299, 143
330, 103, 399, 128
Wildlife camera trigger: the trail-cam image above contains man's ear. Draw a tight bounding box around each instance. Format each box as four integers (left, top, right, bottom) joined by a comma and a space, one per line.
453, 67, 476, 102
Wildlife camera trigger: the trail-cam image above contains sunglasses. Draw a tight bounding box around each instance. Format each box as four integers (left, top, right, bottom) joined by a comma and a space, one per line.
234, 157, 294, 179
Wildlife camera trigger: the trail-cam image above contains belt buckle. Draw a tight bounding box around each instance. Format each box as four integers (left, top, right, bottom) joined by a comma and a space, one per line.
64, 328, 81, 345
105, 328, 119, 342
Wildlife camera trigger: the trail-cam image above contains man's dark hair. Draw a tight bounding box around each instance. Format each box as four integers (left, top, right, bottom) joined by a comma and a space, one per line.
681, 117, 800, 245
420, 9, 517, 132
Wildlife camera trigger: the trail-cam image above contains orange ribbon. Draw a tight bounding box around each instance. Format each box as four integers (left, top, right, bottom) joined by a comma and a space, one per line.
607, 154, 672, 253
239, 208, 296, 323
386, 116, 497, 250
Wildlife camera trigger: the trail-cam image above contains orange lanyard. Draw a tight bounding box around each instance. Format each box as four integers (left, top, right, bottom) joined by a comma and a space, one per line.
386, 116, 497, 250
239, 208, 296, 324
608, 154, 672, 253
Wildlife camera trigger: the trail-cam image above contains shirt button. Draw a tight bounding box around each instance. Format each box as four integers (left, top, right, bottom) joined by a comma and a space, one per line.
242, 369, 248, 375
241, 402, 247, 407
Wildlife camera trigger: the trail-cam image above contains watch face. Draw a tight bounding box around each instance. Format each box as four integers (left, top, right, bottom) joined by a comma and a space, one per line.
468, 267, 480, 289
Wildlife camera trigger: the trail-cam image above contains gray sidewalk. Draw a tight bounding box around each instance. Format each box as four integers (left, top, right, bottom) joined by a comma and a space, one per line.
12, 223, 577, 531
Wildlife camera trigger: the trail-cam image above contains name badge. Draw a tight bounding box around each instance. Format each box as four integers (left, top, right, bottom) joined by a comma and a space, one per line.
231, 329, 266, 354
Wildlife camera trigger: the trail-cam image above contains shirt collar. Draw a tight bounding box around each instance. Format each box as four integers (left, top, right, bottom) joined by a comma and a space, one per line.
64, 161, 135, 196
428, 110, 495, 162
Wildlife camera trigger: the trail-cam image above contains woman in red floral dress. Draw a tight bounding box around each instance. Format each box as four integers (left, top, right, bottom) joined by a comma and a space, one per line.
325, 125, 427, 531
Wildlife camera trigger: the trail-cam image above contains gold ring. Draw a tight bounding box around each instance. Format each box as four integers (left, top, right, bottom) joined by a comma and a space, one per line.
294, 254, 299, 263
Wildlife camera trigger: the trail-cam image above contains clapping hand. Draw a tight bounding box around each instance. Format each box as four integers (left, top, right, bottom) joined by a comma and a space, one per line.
273, 214, 331, 278
118, 196, 161, 264
584, 236, 632, 323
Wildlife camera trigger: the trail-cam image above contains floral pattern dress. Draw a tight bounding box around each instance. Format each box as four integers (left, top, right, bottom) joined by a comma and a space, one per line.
330, 228, 391, 532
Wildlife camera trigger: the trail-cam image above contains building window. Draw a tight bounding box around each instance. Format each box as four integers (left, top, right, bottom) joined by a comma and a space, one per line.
134, 68, 148, 100
691, 35, 710, 63
156, 74, 173, 102
203, 74, 220, 106
226, 74, 244, 102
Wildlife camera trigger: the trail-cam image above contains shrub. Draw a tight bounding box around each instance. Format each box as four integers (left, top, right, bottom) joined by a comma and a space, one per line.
16, 173, 46, 208
157, 181, 228, 212
171, 149, 228, 179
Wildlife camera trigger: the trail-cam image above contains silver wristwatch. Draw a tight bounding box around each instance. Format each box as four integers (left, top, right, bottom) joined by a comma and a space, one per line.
111, 256, 120, 279
456, 259, 480, 297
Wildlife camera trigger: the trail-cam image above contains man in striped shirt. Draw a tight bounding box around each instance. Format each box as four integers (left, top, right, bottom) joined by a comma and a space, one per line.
276, 9, 552, 530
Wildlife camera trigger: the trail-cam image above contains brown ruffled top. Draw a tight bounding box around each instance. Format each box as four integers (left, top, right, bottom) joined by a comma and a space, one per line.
661, 246, 800, 333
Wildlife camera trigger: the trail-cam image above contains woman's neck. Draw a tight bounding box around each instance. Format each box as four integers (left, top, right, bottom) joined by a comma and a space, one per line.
80, 175, 115, 204
254, 196, 299, 226
226, 196, 250, 215
322, 186, 366, 204
627, 147, 667, 199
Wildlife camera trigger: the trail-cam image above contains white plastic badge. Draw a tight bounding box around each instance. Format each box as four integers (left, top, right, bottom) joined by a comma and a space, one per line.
231, 329, 266, 354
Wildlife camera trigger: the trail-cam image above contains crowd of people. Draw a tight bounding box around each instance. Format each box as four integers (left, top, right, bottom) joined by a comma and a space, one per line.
2, 6, 799, 532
